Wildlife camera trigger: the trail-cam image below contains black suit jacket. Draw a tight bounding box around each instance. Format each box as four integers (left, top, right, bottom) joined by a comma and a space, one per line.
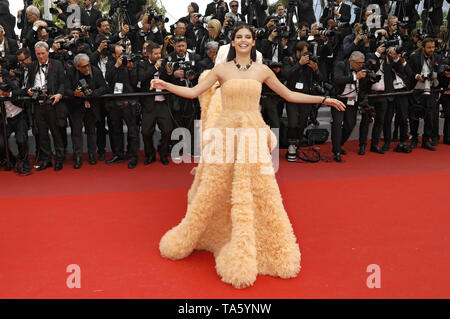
241, 0, 268, 27
64, 65, 106, 119
0, 37, 19, 66
282, 56, 321, 95
295, 0, 315, 27
164, 52, 202, 87
405, 52, 442, 89
205, 1, 228, 23
332, 59, 368, 98
137, 59, 172, 111
26, 58, 65, 96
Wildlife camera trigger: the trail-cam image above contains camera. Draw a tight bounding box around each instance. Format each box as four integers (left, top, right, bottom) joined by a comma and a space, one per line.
377, 39, 400, 48
317, 27, 336, 37
166, 60, 196, 78
81, 25, 93, 32
146, 8, 170, 23
30, 86, 53, 105
254, 28, 267, 38
198, 14, 214, 25
77, 78, 92, 97
304, 51, 319, 63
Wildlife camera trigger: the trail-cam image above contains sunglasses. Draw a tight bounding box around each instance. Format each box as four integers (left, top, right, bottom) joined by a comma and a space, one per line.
231, 5, 238, 7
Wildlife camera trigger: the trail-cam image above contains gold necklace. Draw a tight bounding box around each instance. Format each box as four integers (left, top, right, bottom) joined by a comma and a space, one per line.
233, 59, 253, 71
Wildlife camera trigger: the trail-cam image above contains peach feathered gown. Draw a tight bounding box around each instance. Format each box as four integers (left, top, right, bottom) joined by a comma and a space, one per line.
159, 73, 301, 288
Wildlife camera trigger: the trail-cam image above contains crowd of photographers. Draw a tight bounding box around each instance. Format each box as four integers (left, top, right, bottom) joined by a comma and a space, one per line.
0, 0, 449, 174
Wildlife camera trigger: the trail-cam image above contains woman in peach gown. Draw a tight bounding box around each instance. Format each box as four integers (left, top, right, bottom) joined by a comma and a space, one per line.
150, 25, 346, 289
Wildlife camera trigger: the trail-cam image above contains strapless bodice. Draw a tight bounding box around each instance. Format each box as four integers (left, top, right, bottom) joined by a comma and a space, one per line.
220, 79, 262, 112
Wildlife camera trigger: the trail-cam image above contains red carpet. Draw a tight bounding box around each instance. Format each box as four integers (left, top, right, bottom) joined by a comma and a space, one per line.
0, 140, 449, 299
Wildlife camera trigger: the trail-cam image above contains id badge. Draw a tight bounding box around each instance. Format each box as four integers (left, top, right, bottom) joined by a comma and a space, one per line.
347, 97, 355, 106
114, 82, 123, 94
295, 82, 304, 90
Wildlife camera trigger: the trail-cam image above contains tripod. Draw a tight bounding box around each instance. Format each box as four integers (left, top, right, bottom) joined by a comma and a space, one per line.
421, 0, 434, 35
286, 0, 300, 37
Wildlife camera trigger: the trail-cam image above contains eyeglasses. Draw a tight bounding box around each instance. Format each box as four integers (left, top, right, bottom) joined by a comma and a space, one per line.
17, 58, 28, 62
353, 61, 364, 66
231, 5, 238, 8
78, 64, 90, 69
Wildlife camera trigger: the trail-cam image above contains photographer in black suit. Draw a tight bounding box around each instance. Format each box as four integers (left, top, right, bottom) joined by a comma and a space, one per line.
65, 53, 106, 169
139, 42, 172, 165
82, 0, 102, 38
422, 0, 444, 36
26, 41, 66, 171
242, 0, 268, 28
320, 0, 351, 38
331, 51, 368, 162
0, 25, 18, 67
0, 73, 30, 173
282, 41, 322, 161
164, 36, 201, 156
205, 0, 228, 24
406, 38, 442, 151
105, 44, 139, 168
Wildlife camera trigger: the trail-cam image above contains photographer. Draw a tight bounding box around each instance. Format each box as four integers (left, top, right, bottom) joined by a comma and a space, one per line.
24, 20, 57, 58
0, 73, 30, 173
320, 0, 351, 38
205, 0, 228, 24
287, 22, 310, 56
139, 41, 172, 165
132, 12, 164, 53
82, 0, 103, 39
406, 38, 442, 151
164, 36, 201, 156
163, 21, 195, 57
105, 44, 139, 168
198, 41, 219, 73
26, 41, 66, 171
186, 12, 209, 57
228, 1, 246, 23
363, 42, 405, 154
331, 51, 368, 162
260, 26, 287, 64
384, 47, 412, 153
337, 23, 371, 60
241, 0, 268, 28
0, 25, 18, 69
52, 0, 89, 28
109, 0, 146, 26
65, 53, 106, 169
94, 18, 130, 49
282, 41, 322, 161
272, 3, 287, 25
394, 0, 420, 32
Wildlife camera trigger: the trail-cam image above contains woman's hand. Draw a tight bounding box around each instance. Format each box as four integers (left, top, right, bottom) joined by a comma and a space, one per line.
150, 79, 168, 91
323, 97, 346, 111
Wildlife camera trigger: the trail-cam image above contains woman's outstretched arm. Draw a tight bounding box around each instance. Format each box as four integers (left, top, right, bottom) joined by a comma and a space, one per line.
150, 67, 220, 99
263, 64, 346, 111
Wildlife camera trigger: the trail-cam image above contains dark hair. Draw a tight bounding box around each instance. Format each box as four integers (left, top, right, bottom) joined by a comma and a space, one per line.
190, 2, 199, 13
17, 47, 31, 58
295, 41, 308, 53
298, 22, 309, 30
96, 17, 108, 28
422, 37, 435, 47
146, 41, 160, 54
226, 24, 257, 62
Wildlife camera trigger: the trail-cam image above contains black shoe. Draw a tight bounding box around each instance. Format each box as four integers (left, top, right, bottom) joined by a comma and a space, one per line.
395, 143, 412, 153
97, 153, 105, 161
382, 143, 390, 152
431, 137, 439, 146
36, 161, 52, 171
54, 162, 63, 171
106, 156, 125, 164
73, 156, 82, 169
128, 158, 138, 169
422, 141, 437, 151
410, 138, 418, 149
144, 155, 156, 165
340, 148, 347, 155
333, 152, 342, 162
88, 153, 97, 165
358, 144, 366, 155
370, 144, 385, 154
161, 156, 170, 165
